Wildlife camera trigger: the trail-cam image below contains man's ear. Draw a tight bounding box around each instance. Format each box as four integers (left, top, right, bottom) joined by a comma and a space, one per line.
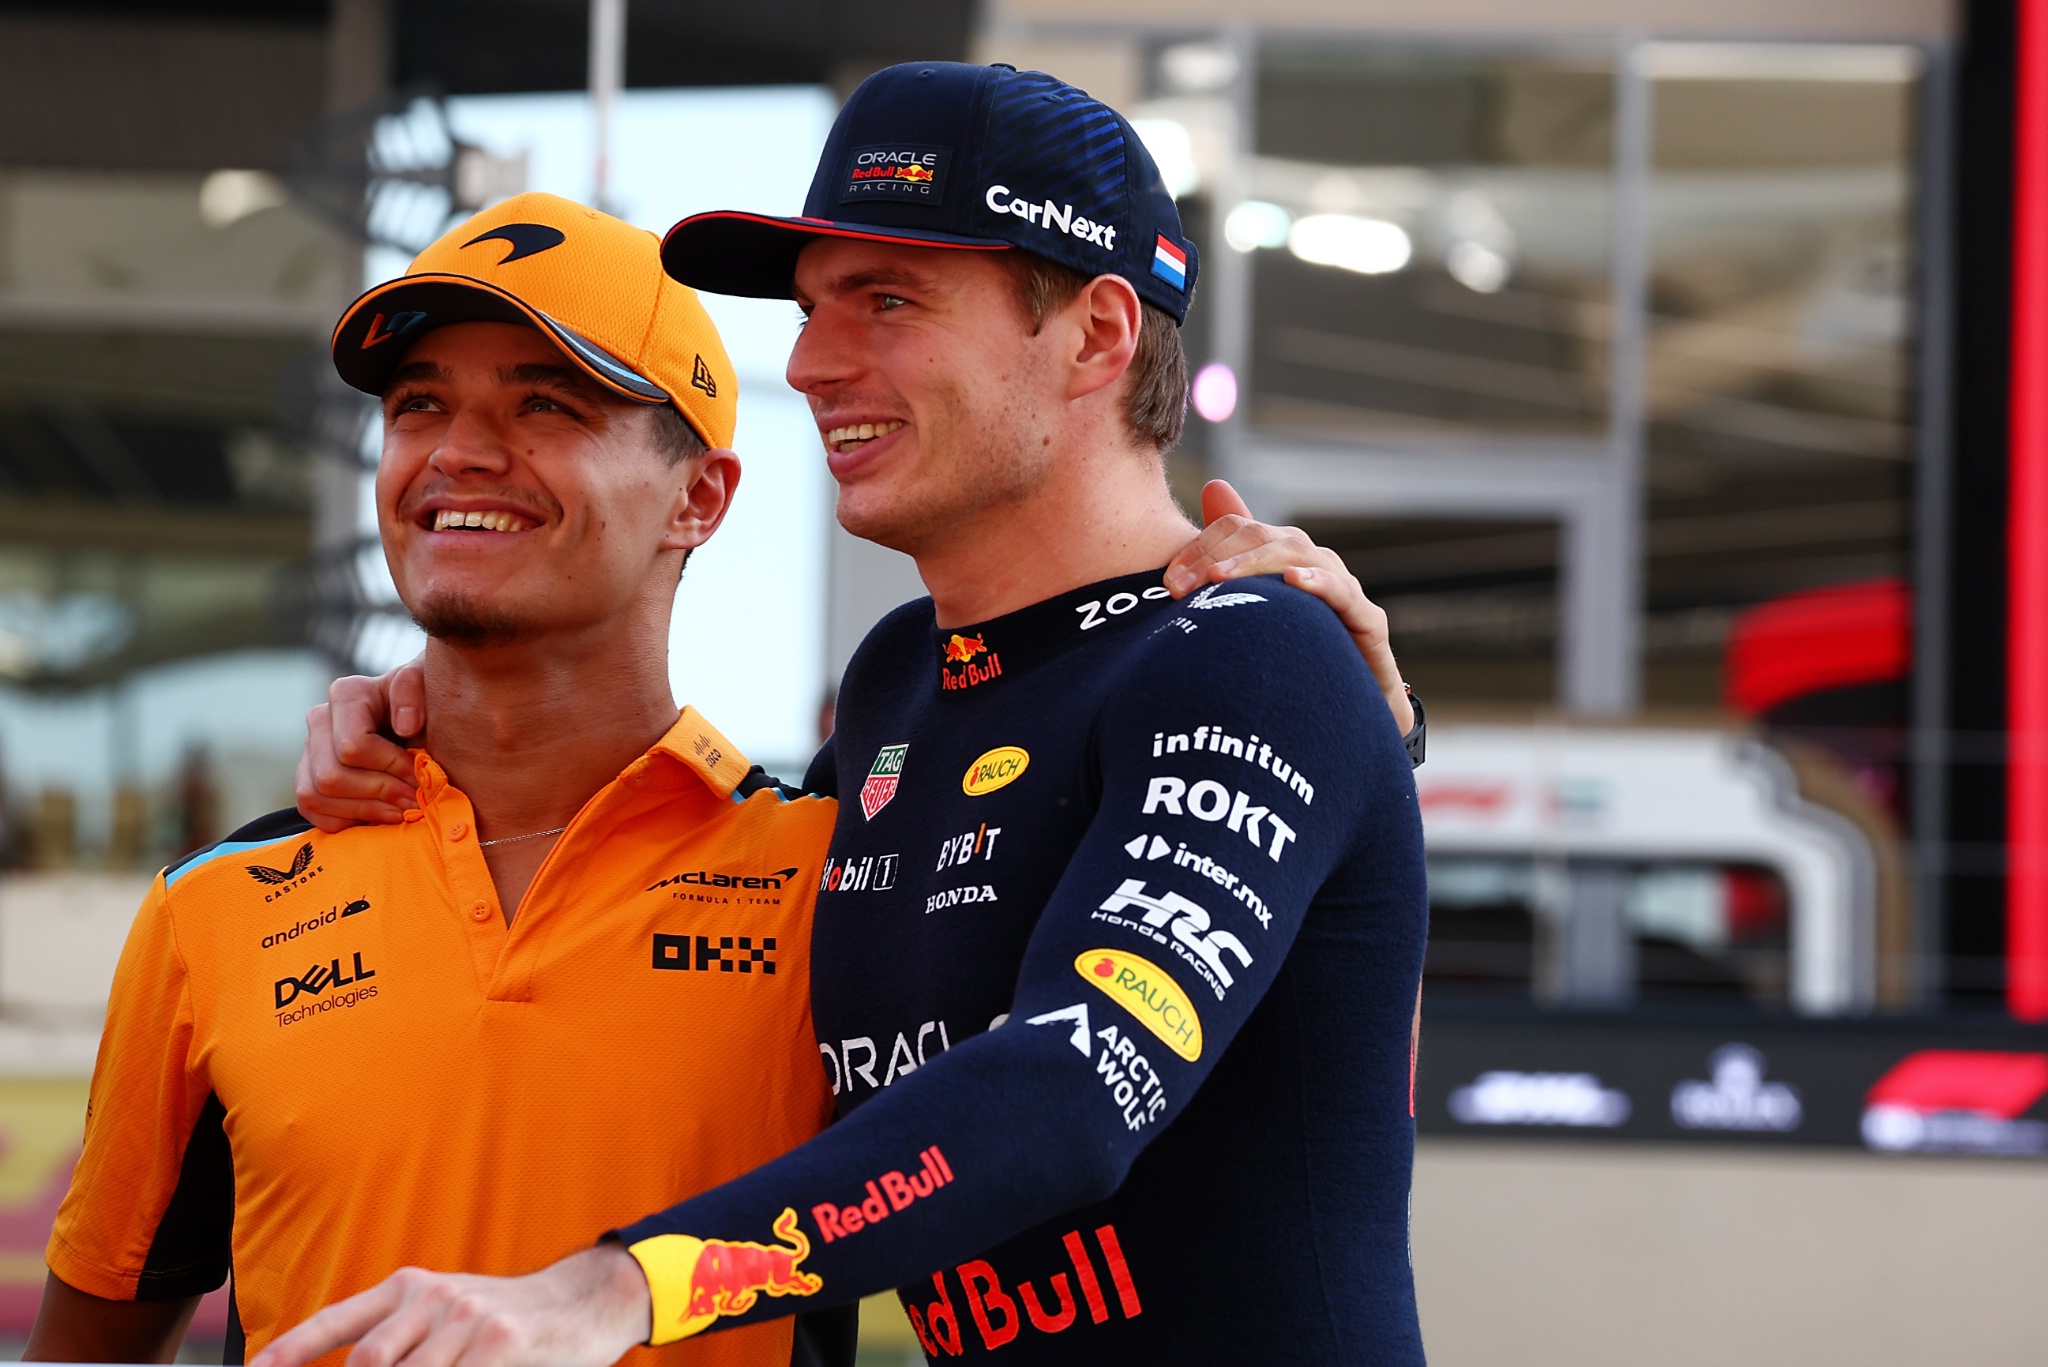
1062, 273, 1142, 403
660, 448, 742, 553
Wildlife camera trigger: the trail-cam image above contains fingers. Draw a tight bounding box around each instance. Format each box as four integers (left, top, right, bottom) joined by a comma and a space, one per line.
1279, 566, 1414, 733
251, 1276, 410, 1367
300, 703, 416, 818
1199, 478, 1253, 526
345, 1277, 473, 1367
330, 675, 417, 783
390, 656, 427, 739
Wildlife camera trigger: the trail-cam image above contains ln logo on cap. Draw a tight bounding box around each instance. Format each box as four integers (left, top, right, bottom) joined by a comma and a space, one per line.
362, 311, 428, 349
1152, 235, 1187, 292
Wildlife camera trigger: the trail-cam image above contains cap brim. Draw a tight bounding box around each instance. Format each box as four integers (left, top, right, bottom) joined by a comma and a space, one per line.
331, 275, 670, 404
660, 211, 1011, 297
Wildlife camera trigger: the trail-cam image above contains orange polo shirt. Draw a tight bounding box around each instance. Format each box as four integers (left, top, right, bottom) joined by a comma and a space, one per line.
48, 708, 836, 1367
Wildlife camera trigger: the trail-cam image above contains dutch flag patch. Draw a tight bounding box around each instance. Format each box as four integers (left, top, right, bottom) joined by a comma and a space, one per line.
1151, 234, 1188, 291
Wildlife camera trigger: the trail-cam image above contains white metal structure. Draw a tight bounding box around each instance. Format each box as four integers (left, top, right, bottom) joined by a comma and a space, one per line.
1417, 724, 1877, 1012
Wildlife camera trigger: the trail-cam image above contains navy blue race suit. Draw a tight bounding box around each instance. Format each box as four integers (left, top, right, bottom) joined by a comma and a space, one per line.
617, 569, 1428, 1364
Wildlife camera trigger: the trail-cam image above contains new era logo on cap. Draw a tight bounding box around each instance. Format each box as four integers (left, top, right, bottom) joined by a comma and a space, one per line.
1152, 235, 1187, 292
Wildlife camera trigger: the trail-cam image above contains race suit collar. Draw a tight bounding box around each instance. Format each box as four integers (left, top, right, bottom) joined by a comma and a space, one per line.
932, 567, 1172, 696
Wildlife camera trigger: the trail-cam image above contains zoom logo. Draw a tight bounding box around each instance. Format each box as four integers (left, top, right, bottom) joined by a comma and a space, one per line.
274, 952, 376, 1009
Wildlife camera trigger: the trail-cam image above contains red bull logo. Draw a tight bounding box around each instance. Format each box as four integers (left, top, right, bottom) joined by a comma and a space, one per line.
811, 1145, 954, 1242
939, 634, 1004, 690
905, 1223, 1142, 1356
634, 1208, 823, 1342
898, 164, 935, 182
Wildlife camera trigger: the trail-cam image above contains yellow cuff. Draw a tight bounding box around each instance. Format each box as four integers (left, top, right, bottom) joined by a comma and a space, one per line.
628, 1209, 823, 1346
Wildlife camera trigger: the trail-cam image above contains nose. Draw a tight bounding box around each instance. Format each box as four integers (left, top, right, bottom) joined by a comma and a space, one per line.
786, 300, 863, 400
427, 405, 515, 478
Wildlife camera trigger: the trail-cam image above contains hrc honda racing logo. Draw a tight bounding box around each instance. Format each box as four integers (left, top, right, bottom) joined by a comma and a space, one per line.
1092, 879, 1251, 1002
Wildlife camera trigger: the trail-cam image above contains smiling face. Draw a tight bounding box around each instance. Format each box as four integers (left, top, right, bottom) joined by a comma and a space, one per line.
787, 238, 1067, 555
376, 321, 733, 649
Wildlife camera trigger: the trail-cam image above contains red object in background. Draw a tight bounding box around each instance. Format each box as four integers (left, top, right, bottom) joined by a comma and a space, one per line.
2013, 0, 2048, 1022
1865, 1050, 2048, 1118
1722, 866, 1788, 940
1723, 578, 1910, 718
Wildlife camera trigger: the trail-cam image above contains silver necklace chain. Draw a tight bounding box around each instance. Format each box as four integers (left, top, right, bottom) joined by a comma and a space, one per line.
478, 825, 568, 848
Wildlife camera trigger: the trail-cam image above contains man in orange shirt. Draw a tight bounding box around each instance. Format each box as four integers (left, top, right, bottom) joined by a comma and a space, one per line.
26, 193, 843, 1367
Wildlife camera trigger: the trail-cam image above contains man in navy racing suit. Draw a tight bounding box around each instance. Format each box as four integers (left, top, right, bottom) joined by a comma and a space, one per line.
263, 62, 1428, 1367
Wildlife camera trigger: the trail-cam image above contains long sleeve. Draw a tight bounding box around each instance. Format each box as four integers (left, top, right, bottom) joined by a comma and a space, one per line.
613, 582, 1415, 1345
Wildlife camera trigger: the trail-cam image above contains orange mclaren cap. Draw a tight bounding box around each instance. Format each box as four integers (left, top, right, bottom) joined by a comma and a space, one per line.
331, 192, 738, 449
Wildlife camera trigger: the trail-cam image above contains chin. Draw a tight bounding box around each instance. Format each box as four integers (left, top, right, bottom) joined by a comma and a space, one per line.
411, 591, 541, 648
833, 486, 933, 557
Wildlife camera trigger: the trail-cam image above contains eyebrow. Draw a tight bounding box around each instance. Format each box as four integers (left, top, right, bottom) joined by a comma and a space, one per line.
384, 361, 450, 392
498, 361, 599, 396
833, 265, 945, 296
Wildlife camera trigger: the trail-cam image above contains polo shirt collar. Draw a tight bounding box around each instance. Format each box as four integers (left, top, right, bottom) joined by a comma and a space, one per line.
408, 705, 752, 803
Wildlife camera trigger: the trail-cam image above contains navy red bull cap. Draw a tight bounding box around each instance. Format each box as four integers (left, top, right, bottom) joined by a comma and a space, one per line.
660, 62, 1199, 324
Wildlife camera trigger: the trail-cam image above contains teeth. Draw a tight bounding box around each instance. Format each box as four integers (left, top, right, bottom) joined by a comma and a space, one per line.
432, 509, 531, 532
824, 420, 905, 448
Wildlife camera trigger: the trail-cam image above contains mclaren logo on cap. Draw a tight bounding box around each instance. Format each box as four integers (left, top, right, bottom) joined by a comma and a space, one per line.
361, 310, 428, 349
463, 223, 568, 264
691, 355, 718, 398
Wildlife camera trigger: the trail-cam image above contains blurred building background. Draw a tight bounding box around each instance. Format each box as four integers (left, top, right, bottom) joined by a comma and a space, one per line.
0, 0, 2044, 1362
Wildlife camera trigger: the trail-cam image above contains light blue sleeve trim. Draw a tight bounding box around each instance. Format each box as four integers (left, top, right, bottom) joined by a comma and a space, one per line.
164, 837, 303, 889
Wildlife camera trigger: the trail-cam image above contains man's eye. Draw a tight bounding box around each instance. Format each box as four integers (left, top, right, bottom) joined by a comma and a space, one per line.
526, 394, 565, 413
877, 294, 908, 311
394, 394, 437, 413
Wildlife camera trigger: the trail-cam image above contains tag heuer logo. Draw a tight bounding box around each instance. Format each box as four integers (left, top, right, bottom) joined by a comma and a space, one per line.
691, 354, 718, 397
860, 743, 908, 821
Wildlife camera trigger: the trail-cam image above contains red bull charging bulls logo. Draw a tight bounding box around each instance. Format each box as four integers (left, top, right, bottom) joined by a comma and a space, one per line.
631, 1208, 823, 1342
940, 633, 1003, 690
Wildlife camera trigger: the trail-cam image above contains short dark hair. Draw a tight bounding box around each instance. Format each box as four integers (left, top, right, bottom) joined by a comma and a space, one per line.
994, 251, 1188, 454
650, 402, 708, 466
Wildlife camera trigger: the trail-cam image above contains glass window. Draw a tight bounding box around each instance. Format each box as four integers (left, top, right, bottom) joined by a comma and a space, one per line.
1642, 44, 1919, 713
1245, 48, 1615, 444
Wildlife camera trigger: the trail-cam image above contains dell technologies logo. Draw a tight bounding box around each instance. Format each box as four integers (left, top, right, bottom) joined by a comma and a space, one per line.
274, 952, 376, 1009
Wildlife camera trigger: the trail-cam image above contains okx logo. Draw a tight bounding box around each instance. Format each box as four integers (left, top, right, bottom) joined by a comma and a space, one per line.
275, 952, 376, 1009
652, 933, 777, 974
